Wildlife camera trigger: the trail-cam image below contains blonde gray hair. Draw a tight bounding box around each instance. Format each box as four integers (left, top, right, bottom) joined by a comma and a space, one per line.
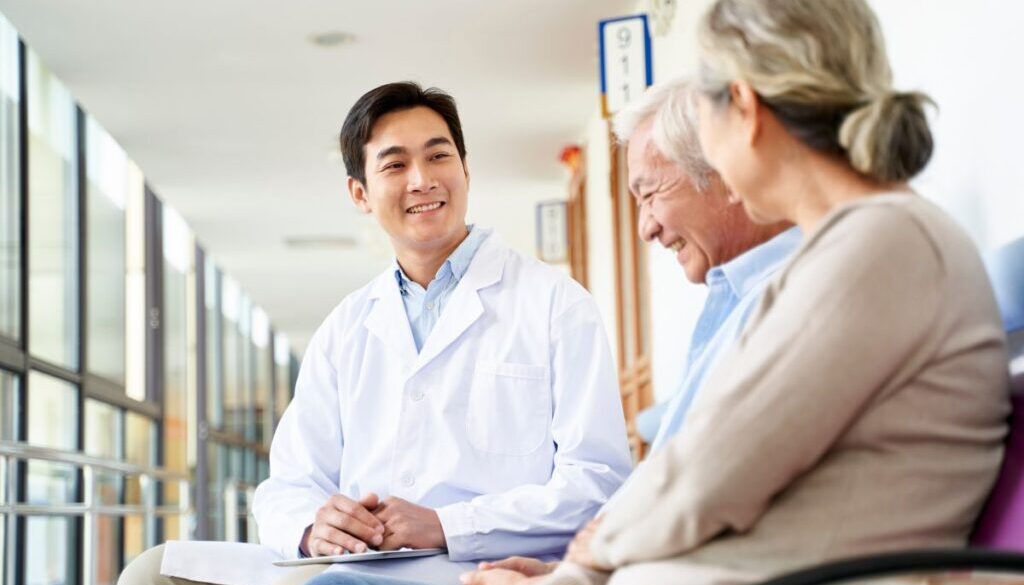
612, 78, 715, 191
698, 0, 933, 182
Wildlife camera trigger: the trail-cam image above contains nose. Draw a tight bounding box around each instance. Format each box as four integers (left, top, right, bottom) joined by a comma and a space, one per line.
638, 203, 660, 243
407, 160, 437, 193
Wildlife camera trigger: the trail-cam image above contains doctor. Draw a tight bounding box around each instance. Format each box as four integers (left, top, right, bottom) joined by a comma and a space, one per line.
253, 82, 631, 583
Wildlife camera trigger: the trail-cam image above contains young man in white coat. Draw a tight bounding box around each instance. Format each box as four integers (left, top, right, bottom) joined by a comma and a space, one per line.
260, 82, 630, 583
117, 82, 630, 585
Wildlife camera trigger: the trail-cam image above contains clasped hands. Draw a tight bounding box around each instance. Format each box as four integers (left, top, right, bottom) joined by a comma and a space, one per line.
302, 493, 446, 557
459, 518, 609, 585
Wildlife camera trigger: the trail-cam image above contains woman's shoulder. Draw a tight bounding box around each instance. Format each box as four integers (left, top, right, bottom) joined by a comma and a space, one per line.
808, 193, 966, 265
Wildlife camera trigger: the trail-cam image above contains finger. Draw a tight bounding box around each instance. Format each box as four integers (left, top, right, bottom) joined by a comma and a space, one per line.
314, 524, 371, 554
331, 495, 385, 532
482, 557, 527, 572
359, 492, 380, 511
320, 506, 384, 545
378, 529, 405, 551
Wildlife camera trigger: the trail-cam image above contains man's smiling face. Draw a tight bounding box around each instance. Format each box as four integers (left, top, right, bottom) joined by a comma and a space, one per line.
349, 105, 470, 256
628, 119, 734, 284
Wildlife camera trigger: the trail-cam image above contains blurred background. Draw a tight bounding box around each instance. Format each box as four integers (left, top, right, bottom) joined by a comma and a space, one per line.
0, 0, 1021, 583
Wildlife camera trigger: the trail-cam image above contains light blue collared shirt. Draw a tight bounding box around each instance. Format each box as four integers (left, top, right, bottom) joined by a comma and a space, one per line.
650, 227, 802, 451
394, 225, 491, 352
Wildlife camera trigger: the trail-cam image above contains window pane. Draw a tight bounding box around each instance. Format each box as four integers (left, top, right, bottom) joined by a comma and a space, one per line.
123, 514, 146, 567
252, 308, 271, 446
125, 411, 155, 467
205, 259, 223, 428
94, 515, 120, 585
162, 206, 192, 526
273, 333, 292, 424
0, 14, 20, 341
84, 399, 122, 506
125, 178, 145, 400
222, 276, 243, 436
26, 516, 75, 585
27, 50, 78, 369
85, 117, 131, 385
0, 368, 17, 441
26, 371, 77, 504
206, 442, 225, 540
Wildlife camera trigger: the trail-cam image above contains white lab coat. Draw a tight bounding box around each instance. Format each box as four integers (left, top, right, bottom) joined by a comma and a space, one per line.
252, 232, 632, 566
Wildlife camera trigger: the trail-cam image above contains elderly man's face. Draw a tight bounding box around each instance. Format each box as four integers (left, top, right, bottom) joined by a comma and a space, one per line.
627, 120, 736, 284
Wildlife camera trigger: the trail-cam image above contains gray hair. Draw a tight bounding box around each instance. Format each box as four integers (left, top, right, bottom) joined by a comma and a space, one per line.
612, 78, 715, 191
698, 0, 933, 182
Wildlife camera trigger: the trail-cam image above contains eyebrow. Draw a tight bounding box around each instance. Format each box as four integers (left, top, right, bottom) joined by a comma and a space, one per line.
375, 136, 454, 162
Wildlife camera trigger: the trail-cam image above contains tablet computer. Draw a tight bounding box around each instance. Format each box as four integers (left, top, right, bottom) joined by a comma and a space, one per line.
272, 548, 446, 567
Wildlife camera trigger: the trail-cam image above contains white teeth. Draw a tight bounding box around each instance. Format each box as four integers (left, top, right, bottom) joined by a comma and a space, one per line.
408, 202, 443, 214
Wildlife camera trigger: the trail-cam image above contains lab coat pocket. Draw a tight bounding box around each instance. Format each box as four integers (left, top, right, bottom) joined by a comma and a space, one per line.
466, 361, 551, 456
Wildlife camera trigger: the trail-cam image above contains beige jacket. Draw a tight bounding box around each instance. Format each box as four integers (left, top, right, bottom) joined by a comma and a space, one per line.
554, 194, 1010, 585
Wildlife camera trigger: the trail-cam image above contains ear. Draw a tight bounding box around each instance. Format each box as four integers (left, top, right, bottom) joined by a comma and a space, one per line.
729, 80, 763, 146
347, 177, 373, 214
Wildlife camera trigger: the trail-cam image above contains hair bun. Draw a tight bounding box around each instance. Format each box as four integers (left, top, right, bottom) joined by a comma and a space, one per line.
838, 90, 935, 182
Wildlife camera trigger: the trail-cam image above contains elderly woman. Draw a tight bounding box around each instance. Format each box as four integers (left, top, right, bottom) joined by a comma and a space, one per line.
462, 1, 1010, 584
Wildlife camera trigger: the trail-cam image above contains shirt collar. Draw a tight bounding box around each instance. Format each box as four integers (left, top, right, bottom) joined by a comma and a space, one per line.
394, 224, 492, 289
708, 226, 802, 297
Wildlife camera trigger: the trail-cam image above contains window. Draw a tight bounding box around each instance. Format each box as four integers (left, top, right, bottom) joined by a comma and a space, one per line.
0, 14, 20, 342
85, 116, 135, 385
273, 333, 292, 425
27, 50, 78, 369
162, 205, 193, 539
124, 412, 155, 564
84, 399, 123, 585
26, 371, 77, 504
0, 368, 17, 440
252, 307, 271, 446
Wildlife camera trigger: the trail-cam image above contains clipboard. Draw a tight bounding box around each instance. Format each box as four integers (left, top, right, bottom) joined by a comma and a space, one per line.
272, 548, 446, 567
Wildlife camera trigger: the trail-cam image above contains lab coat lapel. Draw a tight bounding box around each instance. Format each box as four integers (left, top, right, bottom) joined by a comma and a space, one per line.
412, 236, 506, 375
363, 269, 419, 367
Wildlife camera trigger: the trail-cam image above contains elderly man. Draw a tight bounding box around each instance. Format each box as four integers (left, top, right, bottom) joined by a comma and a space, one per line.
457, 78, 799, 585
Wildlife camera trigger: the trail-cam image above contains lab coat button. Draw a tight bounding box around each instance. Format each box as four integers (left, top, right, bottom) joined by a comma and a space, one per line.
400, 473, 415, 487
411, 391, 425, 401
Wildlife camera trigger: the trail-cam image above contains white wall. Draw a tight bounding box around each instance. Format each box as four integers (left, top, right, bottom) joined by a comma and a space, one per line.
869, 0, 1024, 250
584, 0, 1024, 403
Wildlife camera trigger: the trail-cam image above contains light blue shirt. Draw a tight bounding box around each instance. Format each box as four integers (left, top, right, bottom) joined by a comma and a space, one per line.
650, 227, 802, 451
394, 225, 491, 352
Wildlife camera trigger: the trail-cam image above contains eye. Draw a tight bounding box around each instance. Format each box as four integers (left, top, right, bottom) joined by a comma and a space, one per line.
430, 152, 451, 161
382, 161, 405, 171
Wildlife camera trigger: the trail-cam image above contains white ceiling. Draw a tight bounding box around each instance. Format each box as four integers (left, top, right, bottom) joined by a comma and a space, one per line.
0, 0, 633, 352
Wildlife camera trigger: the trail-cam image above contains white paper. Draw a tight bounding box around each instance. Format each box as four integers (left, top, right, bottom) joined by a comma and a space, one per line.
161, 540, 477, 585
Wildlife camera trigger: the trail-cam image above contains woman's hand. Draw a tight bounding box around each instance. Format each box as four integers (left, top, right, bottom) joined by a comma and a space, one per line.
564, 518, 612, 572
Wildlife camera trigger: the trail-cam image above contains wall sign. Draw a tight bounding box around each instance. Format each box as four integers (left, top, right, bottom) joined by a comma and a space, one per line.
599, 14, 653, 118
536, 201, 569, 263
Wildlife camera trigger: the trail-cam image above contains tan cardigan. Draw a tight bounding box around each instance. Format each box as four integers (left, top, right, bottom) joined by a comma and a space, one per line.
552, 194, 1010, 585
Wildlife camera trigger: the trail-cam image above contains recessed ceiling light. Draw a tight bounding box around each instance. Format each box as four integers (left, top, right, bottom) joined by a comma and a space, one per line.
308, 31, 356, 48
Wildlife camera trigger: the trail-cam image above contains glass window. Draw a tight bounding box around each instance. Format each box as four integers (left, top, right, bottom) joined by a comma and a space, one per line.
0, 368, 17, 441
26, 371, 77, 504
123, 411, 155, 564
252, 307, 271, 446
0, 15, 20, 342
273, 333, 292, 425
162, 205, 192, 539
205, 259, 223, 428
26, 516, 75, 585
206, 441, 225, 540
222, 276, 244, 436
27, 50, 78, 369
124, 170, 145, 400
84, 399, 122, 505
85, 116, 134, 385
